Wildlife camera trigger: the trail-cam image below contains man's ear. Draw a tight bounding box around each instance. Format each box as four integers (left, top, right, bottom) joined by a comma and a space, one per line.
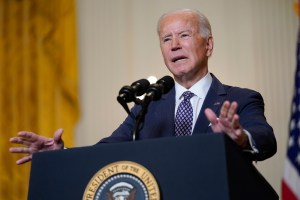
206, 36, 214, 57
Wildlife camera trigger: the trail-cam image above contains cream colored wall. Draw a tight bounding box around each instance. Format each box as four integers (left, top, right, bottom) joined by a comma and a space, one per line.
75, 0, 298, 197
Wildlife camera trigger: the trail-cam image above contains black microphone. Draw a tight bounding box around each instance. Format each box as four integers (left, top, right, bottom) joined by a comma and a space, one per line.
145, 75, 174, 101
117, 79, 150, 103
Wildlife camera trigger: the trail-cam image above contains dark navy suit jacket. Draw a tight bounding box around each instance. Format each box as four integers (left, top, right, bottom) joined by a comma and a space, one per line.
99, 74, 276, 161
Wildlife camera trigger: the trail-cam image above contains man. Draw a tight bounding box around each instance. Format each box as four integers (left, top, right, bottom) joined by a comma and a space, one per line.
9, 9, 277, 164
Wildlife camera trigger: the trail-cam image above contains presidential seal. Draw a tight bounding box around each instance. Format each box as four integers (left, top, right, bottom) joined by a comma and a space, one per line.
82, 161, 160, 200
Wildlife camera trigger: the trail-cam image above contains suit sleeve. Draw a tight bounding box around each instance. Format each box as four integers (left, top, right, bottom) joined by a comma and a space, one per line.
229, 87, 277, 161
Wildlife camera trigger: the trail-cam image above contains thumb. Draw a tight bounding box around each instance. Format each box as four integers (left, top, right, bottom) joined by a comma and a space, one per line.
204, 108, 218, 126
53, 128, 64, 143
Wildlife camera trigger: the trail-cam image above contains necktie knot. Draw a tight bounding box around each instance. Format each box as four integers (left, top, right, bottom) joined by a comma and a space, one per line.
182, 91, 194, 101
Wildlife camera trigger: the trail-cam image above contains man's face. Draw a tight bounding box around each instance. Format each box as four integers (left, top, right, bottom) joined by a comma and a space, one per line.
159, 12, 213, 84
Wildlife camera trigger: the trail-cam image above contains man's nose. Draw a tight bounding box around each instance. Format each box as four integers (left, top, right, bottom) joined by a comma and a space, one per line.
171, 37, 181, 51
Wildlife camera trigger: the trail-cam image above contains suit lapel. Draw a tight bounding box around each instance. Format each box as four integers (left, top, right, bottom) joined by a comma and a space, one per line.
159, 87, 176, 136
193, 74, 227, 134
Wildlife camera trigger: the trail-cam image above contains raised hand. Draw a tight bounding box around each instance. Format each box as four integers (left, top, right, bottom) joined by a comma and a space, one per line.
9, 128, 65, 164
204, 101, 249, 148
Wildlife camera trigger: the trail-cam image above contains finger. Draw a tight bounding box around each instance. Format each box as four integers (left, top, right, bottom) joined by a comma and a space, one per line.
17, 131, 38, 143
219, 101, 230, 118
16, 155, 32, 165
9, 137, 22, 144
232, 114, 241, 129
9, 137, 31, 146
9, 147, 31, 154
227, 101, 238, 120
204, 108, 219, 126
53, 128, 64, 143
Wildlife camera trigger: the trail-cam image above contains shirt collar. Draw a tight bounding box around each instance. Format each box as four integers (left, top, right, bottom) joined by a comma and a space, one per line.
175, 72, 212, 100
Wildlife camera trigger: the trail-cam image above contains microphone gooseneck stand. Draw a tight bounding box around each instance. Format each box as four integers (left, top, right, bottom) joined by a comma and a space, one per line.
117, 95, 143, 119
132, 95, 152, 141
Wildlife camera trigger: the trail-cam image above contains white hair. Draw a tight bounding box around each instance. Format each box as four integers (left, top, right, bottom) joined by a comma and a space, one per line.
157, 9, 212, 38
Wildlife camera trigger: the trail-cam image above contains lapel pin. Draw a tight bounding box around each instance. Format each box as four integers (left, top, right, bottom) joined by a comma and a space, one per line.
214, 102, 221, 106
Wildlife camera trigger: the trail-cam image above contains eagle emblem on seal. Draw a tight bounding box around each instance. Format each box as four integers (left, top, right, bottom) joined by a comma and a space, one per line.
106, 182, 136, 200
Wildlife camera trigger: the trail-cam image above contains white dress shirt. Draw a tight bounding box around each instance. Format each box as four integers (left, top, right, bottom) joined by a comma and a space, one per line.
175, 72, 212, 133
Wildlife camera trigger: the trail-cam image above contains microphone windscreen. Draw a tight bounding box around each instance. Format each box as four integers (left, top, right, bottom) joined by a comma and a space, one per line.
157, 75, 174, 94
131, 79, 150, 96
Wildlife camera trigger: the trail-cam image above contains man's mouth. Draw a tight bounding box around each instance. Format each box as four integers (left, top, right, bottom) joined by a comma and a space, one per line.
171, 56, 187, 63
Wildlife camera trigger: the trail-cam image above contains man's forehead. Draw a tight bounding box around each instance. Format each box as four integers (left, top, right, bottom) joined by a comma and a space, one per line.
159, 18, 197, 36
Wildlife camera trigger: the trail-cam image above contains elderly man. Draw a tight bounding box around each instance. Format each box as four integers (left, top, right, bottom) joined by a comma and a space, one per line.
9, 9, 277, 164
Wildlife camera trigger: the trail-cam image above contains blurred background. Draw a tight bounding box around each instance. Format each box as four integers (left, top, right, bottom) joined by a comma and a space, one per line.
0, 0, 298, 199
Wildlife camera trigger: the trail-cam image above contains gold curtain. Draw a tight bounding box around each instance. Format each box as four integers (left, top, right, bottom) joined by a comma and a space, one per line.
0, 0, 79, 199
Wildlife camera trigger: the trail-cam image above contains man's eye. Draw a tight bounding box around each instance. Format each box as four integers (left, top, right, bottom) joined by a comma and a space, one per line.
181, 34, 190, 38
163, 38, 171, 43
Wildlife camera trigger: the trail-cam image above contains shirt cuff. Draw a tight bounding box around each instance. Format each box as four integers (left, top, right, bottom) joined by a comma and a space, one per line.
243, 129, 259, 154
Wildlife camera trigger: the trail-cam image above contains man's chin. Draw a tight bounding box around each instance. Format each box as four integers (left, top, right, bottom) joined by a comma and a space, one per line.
173, 72, 190, 81
169, 65, 189, 74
